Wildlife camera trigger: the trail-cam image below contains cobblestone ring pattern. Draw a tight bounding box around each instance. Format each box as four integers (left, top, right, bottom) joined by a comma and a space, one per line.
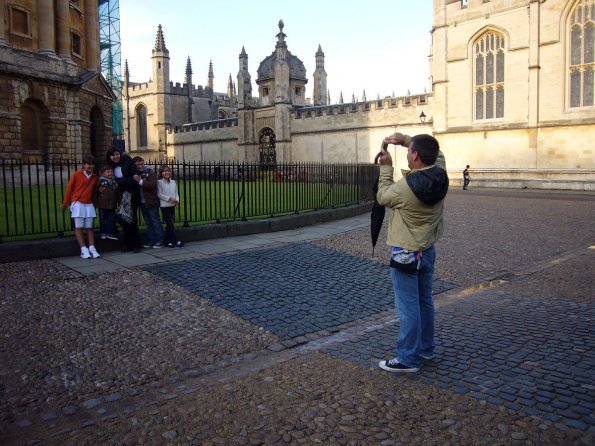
146, 242, 456, 340
321, 289, 595, 432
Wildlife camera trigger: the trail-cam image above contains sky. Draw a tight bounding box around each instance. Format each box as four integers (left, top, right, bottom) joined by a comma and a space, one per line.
119, 0, 433, 103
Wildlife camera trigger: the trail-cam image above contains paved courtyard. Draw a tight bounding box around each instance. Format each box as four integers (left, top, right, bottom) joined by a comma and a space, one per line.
0, 188, 594, 445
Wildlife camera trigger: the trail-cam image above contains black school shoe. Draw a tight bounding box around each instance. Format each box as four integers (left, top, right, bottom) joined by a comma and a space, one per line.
378, 358, 419, 373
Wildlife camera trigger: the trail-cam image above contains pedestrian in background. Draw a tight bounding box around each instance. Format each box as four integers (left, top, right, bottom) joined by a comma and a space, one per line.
463, 165, 471, 190
376, 133, 449, 373
61, 155, 100, 259
133, 157, 165, 249
158, 165, 184, 248
94, 165, 119, 240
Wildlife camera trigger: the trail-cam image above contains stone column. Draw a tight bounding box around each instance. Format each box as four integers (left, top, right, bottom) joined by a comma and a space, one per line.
55, 0, 71, 59
38, 0, 56, 55
0, 0, 7, 45
527, 0, 540, 128
84, 0, 99, 71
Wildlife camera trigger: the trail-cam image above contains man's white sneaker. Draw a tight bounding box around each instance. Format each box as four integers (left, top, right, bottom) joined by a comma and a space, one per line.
88, 246, 101, 259
81, 246, 91, 259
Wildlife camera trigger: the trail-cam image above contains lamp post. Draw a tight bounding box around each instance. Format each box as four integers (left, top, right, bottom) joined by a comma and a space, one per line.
419, 111, 426, 124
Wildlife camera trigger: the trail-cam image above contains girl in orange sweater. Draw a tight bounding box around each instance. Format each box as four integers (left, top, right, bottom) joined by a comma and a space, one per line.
61, 155, 100, 259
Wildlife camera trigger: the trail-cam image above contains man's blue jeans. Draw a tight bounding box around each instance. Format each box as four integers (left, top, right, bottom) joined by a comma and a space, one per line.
140, 204, 164, 245
390, 245, 436, 368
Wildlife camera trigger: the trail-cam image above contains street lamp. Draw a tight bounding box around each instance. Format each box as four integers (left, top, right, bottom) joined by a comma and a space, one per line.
419, 111, 426, 124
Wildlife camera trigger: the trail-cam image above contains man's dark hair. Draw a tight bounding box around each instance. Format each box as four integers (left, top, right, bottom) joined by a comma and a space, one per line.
82, 155, 96, 165
132, 156, 144, 163
410, 134, 440, 165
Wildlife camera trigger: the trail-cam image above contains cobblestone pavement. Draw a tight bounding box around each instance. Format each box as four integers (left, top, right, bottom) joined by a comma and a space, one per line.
0, 189, 594, 445
145, 243, 456, 341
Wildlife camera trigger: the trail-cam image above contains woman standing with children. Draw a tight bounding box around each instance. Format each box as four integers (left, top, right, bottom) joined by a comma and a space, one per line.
107, 147, 142, 252
158, 165, 184, 247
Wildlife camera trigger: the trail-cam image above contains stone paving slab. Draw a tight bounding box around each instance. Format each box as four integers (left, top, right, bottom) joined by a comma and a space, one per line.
321, 288, 595, 432
146, 242, 457, 341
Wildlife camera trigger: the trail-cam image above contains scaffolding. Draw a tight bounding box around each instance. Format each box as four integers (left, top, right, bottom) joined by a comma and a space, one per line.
98, 0, 123, 140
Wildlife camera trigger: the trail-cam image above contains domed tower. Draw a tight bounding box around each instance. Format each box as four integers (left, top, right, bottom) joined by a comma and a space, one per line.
256, 20, 307, 106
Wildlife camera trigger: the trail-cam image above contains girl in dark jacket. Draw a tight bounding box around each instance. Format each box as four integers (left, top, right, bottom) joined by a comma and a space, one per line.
107, 148, 141, 252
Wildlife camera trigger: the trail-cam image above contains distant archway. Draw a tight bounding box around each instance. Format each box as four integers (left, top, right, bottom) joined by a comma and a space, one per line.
258, 127, 276, 166
89, 106, 104, 162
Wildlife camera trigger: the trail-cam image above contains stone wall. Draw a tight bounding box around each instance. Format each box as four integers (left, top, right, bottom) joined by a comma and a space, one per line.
0, 46, 113, 161
431, 0, 595, 190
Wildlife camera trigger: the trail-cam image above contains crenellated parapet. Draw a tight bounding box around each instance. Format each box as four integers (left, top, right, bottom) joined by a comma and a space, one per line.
292, 93, 432, 120
172, 118, 238, 134
128, 81, 153, 93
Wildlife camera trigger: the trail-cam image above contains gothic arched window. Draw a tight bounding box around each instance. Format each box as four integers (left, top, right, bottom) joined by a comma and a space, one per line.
474, 31, 505, 120
569, 0, 594, 108
136, 104, 148, 148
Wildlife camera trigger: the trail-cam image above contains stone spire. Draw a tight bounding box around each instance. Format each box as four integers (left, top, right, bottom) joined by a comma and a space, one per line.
208, 59, 214, 90
352, 93, 356, 103
327, 89, 330, 104
124, 59, 129, 83
362, 90, 367, 102
313, 44, 327, 105
185, 56, 193, 86
339, 91, 344, 104
151, 24, 170, 93
237, 46, 252, 108
274, 20, 290, 103
227, 73, 234, 98
276, 19, 287, 49
153, 24, 168, 54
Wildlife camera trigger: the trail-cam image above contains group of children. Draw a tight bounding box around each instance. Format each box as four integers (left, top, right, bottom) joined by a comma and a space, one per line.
62, 154, 183, 259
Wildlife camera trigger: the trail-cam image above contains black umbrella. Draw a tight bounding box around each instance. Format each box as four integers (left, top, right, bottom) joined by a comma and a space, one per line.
370, 144, 387, 255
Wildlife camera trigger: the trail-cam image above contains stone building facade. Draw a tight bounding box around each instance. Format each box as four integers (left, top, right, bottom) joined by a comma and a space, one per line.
168, 20, 432, 175
128, 2, 594, 190
0, 0, 115, 162
122, 25, 236, 159
432, 0, 594, 189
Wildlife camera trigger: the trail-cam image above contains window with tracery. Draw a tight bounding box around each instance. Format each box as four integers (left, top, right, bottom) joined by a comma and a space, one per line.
569, 0, 594, 108
474, 31, 505, 120
136, 105, 148, 148
258, 128, 276, 166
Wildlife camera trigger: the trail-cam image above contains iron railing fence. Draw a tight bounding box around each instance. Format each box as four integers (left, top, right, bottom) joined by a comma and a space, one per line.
0, 159, 379, 240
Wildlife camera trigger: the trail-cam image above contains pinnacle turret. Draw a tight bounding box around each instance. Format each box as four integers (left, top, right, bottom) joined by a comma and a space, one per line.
276, 19, 287, 48
208, 60, 214, 90
153, 24, 168, 54
184, 56, 192, 86
185, 56, 192, 76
